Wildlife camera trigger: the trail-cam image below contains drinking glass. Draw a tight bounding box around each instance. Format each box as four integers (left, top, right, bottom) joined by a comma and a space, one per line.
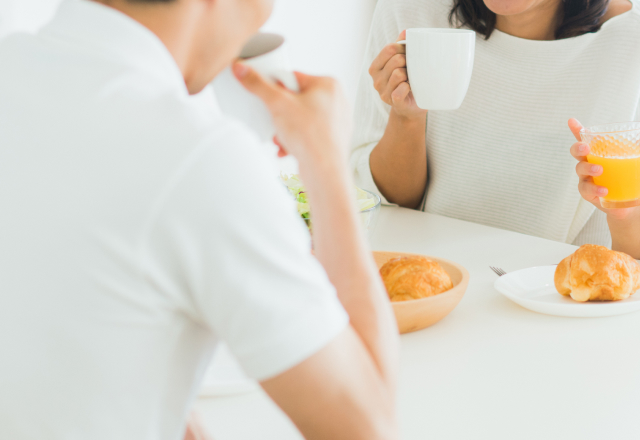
581, 122, 640, 209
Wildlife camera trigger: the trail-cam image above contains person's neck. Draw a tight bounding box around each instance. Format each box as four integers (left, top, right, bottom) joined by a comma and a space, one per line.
92, 0, 204, 93
495, 0, 562, 40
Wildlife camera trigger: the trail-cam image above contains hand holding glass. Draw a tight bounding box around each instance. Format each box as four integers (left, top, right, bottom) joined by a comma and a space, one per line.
580, 122, 640, 209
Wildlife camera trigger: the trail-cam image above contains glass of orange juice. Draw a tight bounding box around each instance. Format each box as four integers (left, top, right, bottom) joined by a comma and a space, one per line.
581, 122, 640, 209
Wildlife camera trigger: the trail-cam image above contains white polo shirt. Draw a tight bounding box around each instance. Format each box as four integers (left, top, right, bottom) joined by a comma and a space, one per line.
0, 1, 348, 439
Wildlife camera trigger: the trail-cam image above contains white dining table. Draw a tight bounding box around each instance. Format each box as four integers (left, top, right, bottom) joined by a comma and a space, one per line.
195, 205, 640, 440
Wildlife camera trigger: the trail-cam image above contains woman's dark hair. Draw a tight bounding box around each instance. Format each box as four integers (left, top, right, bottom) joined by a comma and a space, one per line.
449, 0, 610, 40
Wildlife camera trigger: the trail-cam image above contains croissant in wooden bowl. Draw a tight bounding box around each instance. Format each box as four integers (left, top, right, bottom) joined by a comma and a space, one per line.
554, 244, 640, 302
380, 256, 453, 302
374, 252, 469, 334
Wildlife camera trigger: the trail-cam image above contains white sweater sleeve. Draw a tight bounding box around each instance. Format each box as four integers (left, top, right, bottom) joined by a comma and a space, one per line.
349, 0, 450, 205
572, 209, 612, 248
349, 0, 404, 205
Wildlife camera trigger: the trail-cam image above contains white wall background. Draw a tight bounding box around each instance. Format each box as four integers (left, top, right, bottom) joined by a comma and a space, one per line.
262, 0, 376, 104
0, 0, 376, 104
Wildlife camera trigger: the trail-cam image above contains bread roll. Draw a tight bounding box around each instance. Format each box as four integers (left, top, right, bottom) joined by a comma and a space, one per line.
380, 256, 453, 302
554, 244, 640, 302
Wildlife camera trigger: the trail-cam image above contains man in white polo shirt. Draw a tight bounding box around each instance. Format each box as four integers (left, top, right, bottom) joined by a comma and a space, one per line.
0, 0, 399, 439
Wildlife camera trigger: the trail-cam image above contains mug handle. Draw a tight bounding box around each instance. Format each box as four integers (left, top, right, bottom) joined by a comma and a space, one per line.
397, 40, 407, 45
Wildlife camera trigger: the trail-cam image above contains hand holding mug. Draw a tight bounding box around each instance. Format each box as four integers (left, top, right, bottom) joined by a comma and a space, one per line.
213, 33, 299, 143
370, 28, 475, 117
233, 65, 352, 168
369, 31, 425, 119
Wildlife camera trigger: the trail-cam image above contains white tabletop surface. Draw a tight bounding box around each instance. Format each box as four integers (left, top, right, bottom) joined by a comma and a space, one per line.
195, 206, 640, 440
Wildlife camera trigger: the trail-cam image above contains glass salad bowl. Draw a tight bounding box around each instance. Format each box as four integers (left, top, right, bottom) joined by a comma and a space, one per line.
359, 188, 381, 238
281, 174, 382, 238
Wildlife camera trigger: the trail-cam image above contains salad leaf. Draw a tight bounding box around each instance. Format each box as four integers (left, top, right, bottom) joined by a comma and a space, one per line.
281, 173, 378, 226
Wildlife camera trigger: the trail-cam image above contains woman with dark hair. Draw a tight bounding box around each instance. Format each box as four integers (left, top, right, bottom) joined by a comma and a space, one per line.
351, 0, 638, 247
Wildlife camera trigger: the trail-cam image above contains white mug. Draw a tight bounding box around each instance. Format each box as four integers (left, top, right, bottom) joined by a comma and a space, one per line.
398, 29, 475, 111
212, 33, 299, 142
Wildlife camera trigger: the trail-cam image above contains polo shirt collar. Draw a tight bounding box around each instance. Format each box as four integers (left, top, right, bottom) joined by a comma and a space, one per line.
41, 0, 188, 94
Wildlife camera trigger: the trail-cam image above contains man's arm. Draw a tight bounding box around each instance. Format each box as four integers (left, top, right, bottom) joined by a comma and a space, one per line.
234, 66, 399, 439
263, 158, 398, 440
261, 328, 396, 440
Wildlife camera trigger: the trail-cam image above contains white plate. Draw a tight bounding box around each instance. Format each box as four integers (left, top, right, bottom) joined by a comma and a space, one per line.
494, 265, 640, 318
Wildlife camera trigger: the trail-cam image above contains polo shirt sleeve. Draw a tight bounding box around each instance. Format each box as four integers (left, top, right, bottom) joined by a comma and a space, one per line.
140, 125, 349, 381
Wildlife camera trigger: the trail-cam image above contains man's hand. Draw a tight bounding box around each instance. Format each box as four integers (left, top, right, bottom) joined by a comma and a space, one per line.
233, 64, 352, 170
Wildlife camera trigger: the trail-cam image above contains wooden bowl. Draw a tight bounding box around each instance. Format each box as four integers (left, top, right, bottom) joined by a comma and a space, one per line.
374, 251, 470, 334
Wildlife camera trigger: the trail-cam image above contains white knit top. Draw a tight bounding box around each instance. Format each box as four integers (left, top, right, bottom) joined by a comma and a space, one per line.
351, 0, 640, 246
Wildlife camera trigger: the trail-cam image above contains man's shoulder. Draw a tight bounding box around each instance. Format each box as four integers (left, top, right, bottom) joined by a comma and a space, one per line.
0, 31, 39, 53
100, 82, 261, 152
190, 117, 268, 171
132, 99, 272, 192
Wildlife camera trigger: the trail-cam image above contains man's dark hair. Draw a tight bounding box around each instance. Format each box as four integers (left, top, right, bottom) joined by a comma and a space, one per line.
449, 0, 609, 39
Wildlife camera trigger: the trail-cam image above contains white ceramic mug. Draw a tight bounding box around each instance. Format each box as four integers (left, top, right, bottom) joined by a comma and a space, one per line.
398, 29, 475, 111
212, 33, 299, 142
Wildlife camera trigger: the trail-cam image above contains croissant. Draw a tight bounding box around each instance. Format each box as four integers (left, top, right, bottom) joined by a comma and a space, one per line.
554, 244, 640, 302
380, 256, 453, 302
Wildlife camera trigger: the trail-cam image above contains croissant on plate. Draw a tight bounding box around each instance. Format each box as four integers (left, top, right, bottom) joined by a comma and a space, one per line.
554, 244, 640, 302
380, 256, 453, 302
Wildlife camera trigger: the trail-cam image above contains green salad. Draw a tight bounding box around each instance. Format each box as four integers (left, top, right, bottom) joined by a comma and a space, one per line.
281, 173, 378, 228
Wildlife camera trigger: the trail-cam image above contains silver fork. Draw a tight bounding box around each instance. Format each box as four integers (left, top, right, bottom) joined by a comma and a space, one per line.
490, 266, 507, 277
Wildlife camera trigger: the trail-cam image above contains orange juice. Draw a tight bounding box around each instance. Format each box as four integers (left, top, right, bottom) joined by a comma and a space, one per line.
587, 154, 640, 208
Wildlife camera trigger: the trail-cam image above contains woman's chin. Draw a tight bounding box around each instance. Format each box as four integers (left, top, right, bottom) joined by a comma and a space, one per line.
482, 0, 538, 16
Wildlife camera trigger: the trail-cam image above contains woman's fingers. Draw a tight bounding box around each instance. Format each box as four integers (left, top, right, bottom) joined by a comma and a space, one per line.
568, 118, 584, 142
380, 54, 407, 84
391, 81, 411, 106
569, 119, 612, 210
573, 146, 608, 201
369, 31, 406, 79
575, 160, 602, 179
383, 67, 408, 102
372, 53, 406, 94
369, 43, 405, 76
369, 31, 426, 118
570, 141, 590, 160
579, 179, 608, 200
